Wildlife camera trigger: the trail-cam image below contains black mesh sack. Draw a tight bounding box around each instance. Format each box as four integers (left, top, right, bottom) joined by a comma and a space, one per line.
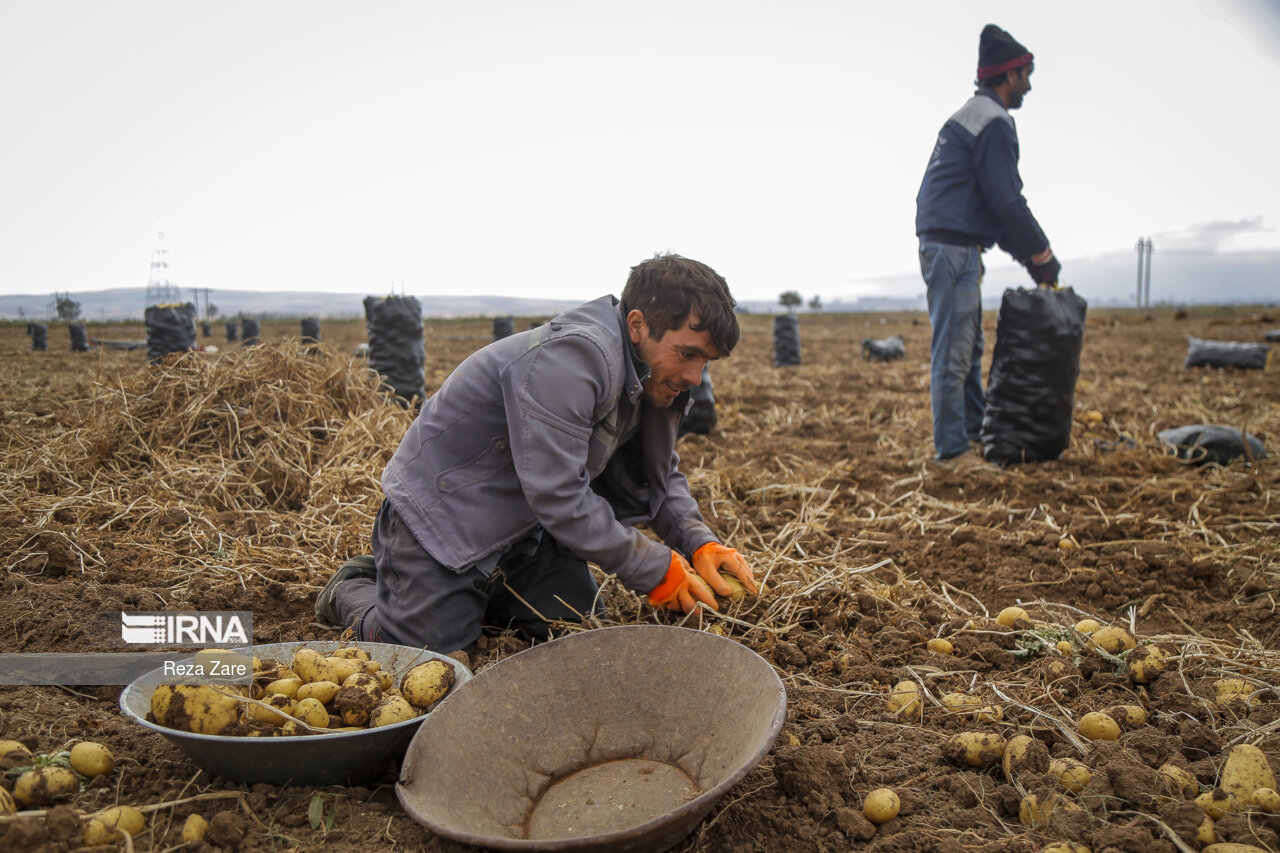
493, 316, 515, 340
678, 364, 717, 437
773, 315, 801, 367
1265, 329, 1280, 343
1184, 337, 1270, 370
69, 323, 89, 352
226, 321, 239, 342
364, 295, 425, 403
862, 335, 905, 362
301, 317, 321, 344
241, 318, 261, 346
30, 323, 48, 351
145, 303, 196, 365
201, 322, 212, 338
981, 286, 1088, 464
1158, 424, 1267, 466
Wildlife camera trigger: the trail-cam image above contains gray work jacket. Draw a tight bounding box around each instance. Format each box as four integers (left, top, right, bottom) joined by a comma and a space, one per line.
380, 296, 716, 594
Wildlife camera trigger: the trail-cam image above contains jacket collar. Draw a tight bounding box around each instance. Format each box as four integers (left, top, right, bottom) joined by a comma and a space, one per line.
615, 298, 650, 405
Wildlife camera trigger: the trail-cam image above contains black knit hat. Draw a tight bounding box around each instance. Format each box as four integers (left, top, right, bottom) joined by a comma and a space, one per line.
977, 24, 1033, 79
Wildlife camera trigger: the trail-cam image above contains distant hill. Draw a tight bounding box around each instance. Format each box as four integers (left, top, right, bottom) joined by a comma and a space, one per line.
0, 288, 582, 323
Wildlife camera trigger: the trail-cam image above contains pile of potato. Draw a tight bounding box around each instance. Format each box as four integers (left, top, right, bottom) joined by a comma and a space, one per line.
149, 646, 456, 737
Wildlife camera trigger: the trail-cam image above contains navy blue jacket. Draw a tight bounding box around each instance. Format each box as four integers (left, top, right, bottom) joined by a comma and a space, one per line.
915, 88, 1048, 263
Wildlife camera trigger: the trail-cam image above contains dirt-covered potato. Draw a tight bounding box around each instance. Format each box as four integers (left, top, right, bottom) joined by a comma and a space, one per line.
401, 660, 456, 709
1158, 762, 1199, 799
1049, 757, 1092, 793
862, 788, 899, 824
332, 646, 370, 661
943, 732, 1006, 768
13, 766, 80, 808
886, 681, 921, 719
1214, 678, 1257, 709
370, 695, 419, 728
1252, 787, 1280, 812
1220, 743, 1276, 805
1201, 842, 1268, 853
83, 805, 146, 844
719, 571, 747, 602
1108, 704, 1147, 730
69, 741, 114, 777
1019, 791, 1082, 828
0, 739, 33, 773
1002, 734, 1049, 784
246, 693, 293, 726
289, 648, 327, 683
1041, 843, 1090, 853
292, 697, 330, 729
996, 606, 1029, 627
150, 684, 240, 735
1127, 644, 1167, 684
0, 787, 16, 815
1197, 788, 1240, 819
334, 673, 383, 726
182, 813, 209, 842
926, 638, 954, 655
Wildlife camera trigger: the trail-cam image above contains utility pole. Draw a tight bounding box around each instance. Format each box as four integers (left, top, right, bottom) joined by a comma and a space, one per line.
145, 231, 182, 307
1143, 238, 1153, 308
1135, 237, 1153, 308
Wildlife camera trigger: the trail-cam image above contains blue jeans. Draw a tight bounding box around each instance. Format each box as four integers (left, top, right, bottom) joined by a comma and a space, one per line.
919, 242, 985, 459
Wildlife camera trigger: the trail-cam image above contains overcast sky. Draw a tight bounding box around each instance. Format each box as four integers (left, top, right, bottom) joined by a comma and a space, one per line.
3, 0, 1278, 308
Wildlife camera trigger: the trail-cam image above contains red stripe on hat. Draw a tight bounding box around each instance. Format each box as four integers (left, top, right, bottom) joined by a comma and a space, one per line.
977, 52, 1033, 78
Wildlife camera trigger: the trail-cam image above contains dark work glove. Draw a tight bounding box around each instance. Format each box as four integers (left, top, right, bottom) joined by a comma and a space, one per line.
1027, 252, 1061, 286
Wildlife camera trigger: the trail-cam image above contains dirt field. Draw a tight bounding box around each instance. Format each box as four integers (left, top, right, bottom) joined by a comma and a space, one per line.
1, 302, 1278, 853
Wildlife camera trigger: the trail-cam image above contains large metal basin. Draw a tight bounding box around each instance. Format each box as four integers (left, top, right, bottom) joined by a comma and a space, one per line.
119, 641, 471, 786
396, 625, 786, 852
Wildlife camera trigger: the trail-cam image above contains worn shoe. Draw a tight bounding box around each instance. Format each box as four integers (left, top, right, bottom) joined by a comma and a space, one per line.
314, 555, 378, 625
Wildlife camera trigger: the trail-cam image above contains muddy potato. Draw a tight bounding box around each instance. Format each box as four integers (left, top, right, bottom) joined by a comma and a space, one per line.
402, 660, 457, 709
246, 692, 294, 726
372, 668, 394, 692
1201, 843, 1270, 853
151, 684, 241, 735
14, 766, 80, 808
927, 638, 954, 655
1050, 757, 1093, 793
1078, 711, 1121, 741
332, 646, 370, 661
0, 739, 34, 772
292, 697, 330, 729
1253, 787, 1280, 812
1087, 626, 1136, 655
1019, 791, 1082, 828
941, 692, 983, 714
1127, 644, 1167, 684
886, 681, 921, 719
1197, 815, 1216, 844
1214, 678, 1257, 709
1108, 704, 1147, 730
943, 732, 1007, 768
1197, 788, 1240, 819
370, 695, 419, 728
83, 805, 146, 844
719, 571, 748, 602
69, 741, 114, 777
1003, 734, 1049, 784
289, 648, 327, 683
1073, 618, 1101, 635
1158, 762, 1199, 799
996, 606, 1029, 628
0, 788, 15, 815
334, 674, 383, 726
862, 787, 900, 824
296, 680, 340, 704
1042, 844, 1091, 853
1220, 743, 1276, 805
182, 813, 209, 842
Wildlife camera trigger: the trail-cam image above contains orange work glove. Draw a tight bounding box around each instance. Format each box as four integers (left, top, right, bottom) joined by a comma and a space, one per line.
648, 550, 719, 613
692, 542, 759, 597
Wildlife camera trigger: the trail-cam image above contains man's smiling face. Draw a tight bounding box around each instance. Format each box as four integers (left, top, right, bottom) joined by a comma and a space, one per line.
627, 309, 719, 408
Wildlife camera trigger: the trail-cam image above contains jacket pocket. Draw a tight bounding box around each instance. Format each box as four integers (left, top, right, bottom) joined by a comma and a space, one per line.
433, 436, 513, 494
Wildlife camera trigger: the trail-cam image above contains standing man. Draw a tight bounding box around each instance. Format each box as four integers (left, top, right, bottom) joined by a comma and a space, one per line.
915, 24, 1060, 461
315, 254, 758, 656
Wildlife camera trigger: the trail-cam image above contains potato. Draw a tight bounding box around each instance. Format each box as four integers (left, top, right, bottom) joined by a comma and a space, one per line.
1002, 734, 1049, 784
401, 660, 457, 709
370, 695, 419, 728
1158, 762, 1199, 799
151, 684, 241, 735
69, 741, 114, 777
926, 638, 954, 655
943, 732, 1007, 768
13, 766, 80, 807
0, 787, 16, 815
290, 648, 327, 683
1220, 743, 1276, 805
0, 739, 33, 772
372, 669, 394, 692
1049, 757, 1092, 793
246, 693, 293, 726
182, 813, 209, 842
996, 606, 1029, 628
886, 681, 921, 719
1074, 618, 1101, 634
1127, 645, 1167, 684
1019, 791, 1082, 828
332, 646, 370, 661
1057, 537, 1078, 551
363, 659, 383, 674
1202, 844, 1270, 853
265, 677, 303, 699
1197, 815, 1216, 844
83, 805, 146, 844
1042, 843, 1090, 853
1197, 788, 1240, 819
862, 788, 900, 824
1214, 678, 1257, 708
1253, 787, 1280, 812
334, 676, 383, 726
941, 692, 983, 714
327, 656, 365, 684
292, 697, 330, 729
719, 571, 748, 601
1087, 626, 1136, 655
1078, 711, 1121, 741
1055, 640, 1074, 655
1108, 704, 1147, 730
296, 680, 341, 704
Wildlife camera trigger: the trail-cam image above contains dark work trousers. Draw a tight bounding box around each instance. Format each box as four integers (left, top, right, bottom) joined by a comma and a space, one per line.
334, 501, 606, 654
